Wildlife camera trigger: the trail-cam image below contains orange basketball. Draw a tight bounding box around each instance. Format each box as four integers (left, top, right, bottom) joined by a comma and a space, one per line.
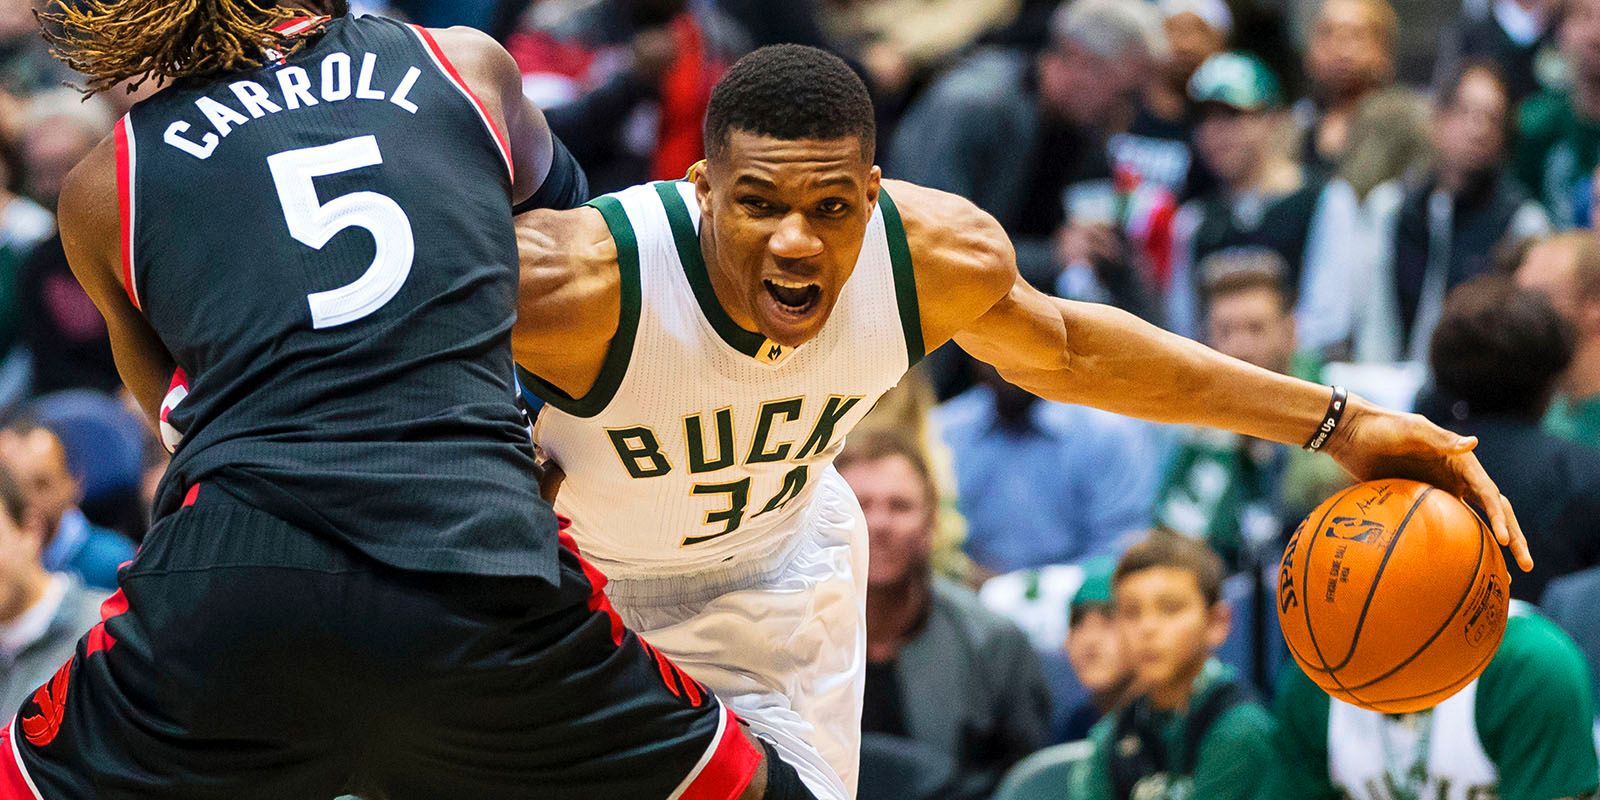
1277, 479, 1510, 714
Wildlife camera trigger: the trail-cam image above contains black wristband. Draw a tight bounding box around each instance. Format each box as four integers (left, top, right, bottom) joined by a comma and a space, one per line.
1303, 385, 1349, 452
513, 132, 589, 214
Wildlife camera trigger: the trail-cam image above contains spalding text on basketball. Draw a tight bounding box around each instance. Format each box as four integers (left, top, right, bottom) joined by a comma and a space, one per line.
1279, 521, 1304, 614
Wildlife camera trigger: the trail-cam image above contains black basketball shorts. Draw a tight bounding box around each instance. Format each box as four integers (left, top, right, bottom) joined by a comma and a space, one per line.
0, 483, 760, 799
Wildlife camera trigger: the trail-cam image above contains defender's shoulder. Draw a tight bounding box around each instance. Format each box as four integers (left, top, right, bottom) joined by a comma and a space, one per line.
422, 24, 511, 64
60, 133, 119, 229
57, 132, 121, 290
882, 179, 1014, 296
421, 24, 521, 93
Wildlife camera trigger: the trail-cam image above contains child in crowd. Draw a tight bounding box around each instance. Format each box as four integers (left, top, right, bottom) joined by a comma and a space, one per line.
1073, 530, 1277, 799
1059, 557, 1136, 742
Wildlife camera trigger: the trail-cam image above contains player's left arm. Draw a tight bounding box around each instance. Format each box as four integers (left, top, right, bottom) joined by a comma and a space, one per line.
429, 26, 586, 210
57, 137, 176, 424
891, 179, 1531, 570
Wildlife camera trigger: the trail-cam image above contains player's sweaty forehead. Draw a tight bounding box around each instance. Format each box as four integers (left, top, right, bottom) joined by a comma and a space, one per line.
713, 131, 871, 195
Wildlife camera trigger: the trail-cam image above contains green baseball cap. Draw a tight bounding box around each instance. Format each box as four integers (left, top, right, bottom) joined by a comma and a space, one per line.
1188, 51, 1282, 112
1070, 556, 1117, 618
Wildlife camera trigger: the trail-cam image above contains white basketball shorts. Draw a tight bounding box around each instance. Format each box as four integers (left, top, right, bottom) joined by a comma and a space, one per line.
603, 466, 868, 800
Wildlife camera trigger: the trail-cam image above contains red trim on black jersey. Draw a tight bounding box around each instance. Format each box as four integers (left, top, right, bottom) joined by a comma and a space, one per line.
0, 720, 43, 799
677, 707, 763, 800
272, 15, 331, 36
557, 524, 625, 647
85, 590, 129, 657
554, 521, 711, 708
407, 24, 515, 184
113, 116, 139, 311
19, 659, 71, 748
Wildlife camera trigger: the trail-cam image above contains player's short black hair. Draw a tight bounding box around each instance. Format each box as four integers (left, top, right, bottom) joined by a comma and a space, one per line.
703, 44, 876, 162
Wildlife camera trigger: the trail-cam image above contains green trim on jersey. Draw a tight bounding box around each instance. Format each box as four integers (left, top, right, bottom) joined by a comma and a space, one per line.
517, 194, 642, 418
655, 181, 769, 358
877, 188, 924, 369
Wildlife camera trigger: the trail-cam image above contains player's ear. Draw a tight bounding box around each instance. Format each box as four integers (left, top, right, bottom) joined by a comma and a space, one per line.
866, 165, 881, 208
693, 160, 713, 219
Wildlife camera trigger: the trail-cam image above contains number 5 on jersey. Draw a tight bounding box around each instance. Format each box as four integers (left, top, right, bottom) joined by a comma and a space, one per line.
268, 135, 415, 329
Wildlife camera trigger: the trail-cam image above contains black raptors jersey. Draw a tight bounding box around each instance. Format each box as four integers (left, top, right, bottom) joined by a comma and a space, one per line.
123, 15, 557, 580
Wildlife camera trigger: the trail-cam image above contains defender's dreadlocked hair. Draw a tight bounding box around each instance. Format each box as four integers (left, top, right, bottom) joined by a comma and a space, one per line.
37, 0, 306, 96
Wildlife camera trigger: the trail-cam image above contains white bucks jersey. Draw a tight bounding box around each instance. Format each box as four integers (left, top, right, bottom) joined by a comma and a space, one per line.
524, 181, 922, 578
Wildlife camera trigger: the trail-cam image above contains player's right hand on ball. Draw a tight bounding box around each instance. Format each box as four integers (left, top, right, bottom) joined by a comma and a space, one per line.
1323, 396, 1533, 573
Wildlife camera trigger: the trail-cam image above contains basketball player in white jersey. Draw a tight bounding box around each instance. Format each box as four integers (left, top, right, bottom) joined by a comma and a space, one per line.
509, 45, 1531, 800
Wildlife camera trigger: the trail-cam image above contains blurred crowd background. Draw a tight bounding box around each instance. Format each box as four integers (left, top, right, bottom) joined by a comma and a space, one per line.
5, 0, 1600, 797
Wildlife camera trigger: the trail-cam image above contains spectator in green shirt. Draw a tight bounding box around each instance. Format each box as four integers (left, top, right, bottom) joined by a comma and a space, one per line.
1516, 232, 1600, 448
1073, 531, 1277, 800
1272, 604, 1598, 800
1515, 0, 1600, 225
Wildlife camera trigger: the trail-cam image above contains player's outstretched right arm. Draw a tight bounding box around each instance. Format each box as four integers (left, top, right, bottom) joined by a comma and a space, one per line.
58, 136, 176, 425
889, 180, 1531, 571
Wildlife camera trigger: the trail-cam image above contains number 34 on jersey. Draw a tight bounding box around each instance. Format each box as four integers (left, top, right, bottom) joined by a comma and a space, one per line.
603, 395, 862, 546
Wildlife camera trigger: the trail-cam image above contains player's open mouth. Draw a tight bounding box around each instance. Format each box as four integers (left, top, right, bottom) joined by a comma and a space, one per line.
763, 279, 822, 317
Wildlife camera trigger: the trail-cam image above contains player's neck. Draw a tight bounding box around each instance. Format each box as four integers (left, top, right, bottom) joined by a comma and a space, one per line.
699, 226, 760, 334
865, 572, 932, 663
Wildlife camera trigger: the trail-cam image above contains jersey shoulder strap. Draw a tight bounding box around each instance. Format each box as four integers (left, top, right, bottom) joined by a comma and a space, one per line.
876, 187, 924, 370
515, 186, 647, 417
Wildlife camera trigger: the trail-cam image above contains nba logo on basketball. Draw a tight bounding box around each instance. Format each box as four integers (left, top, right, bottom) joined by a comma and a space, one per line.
1322, 516, 1386, 545
1279, 479, 1511, 713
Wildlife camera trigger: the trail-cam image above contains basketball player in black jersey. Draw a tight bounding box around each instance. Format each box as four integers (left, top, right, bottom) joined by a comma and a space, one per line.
0, 2, 811, 798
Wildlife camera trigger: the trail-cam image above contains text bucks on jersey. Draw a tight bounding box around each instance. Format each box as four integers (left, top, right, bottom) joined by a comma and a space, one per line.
527, 180, 922, 577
